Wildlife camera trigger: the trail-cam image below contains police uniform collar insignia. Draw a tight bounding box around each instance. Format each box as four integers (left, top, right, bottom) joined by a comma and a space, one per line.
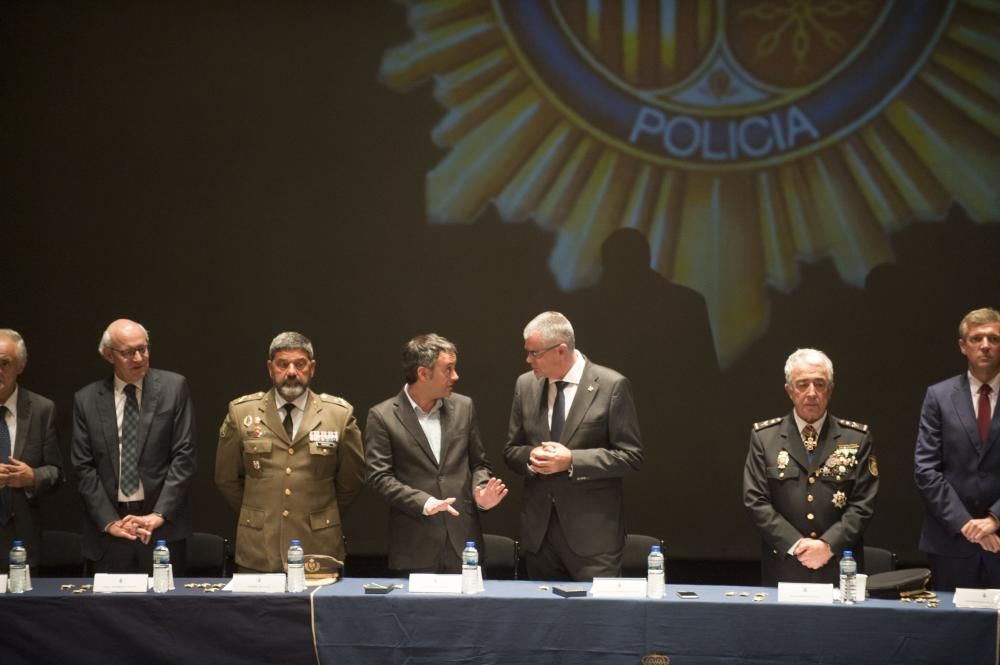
832, 491, 847, 509
776, 450, 789, 470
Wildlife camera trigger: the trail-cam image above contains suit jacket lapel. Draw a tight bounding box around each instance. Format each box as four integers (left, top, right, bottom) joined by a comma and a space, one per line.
260, 390, 290, 447
561, 365, 599, 445
951, 376, 983, 454
13, 389, 31, 459
97, 377, 121, 481
812, 417, 842, 471
394, 389, 438, 467
295, 392, 322, 445
137, 370, 160, 460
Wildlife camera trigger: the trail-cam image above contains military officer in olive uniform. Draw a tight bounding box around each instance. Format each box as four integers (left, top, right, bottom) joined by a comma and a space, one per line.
743, 348, 879, 586
215, 332, 365, 573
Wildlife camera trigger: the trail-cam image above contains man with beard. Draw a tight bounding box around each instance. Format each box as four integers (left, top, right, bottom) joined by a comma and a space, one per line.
215, 332, 365, 573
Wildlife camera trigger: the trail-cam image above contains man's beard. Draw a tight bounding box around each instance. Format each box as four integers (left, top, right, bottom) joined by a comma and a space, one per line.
277, 379, 307, 401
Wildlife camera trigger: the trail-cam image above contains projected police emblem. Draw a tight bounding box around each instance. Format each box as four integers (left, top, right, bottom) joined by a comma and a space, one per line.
381, 0, 999, 365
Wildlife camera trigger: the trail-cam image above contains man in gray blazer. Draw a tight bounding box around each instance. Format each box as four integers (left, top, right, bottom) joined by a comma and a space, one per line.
366, 334, 507, 574
71, 319, 197, 573
0, 329, 63, 570
504, 312, 643, 581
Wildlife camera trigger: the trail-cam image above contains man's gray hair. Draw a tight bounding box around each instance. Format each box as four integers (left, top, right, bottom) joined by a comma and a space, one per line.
784, 348, 834, 384
269, 332, 314, 359
958, 307, 1000, 339
0, 329, 28, 368
403, 333, 457, 384
98, 322, 150, 356
523, 311, 575, 351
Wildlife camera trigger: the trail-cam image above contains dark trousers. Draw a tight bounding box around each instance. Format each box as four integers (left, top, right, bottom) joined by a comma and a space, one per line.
930, 551, 1000, 591
523, 509, 622, 582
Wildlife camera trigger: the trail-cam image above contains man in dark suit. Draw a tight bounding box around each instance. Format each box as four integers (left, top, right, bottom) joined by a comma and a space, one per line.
503, 312, 643, 581
915, 307, 1000, 591
366, 334, 507, 574
743, 348, 879, 585
71, 319, 196, 573
0, 329, 63, 571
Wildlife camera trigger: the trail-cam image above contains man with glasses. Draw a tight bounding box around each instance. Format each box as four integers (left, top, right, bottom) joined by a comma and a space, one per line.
215, 332, 365, 573
504, 311, 643, 580
71, 319, 197, 573
0, 329, 63, 572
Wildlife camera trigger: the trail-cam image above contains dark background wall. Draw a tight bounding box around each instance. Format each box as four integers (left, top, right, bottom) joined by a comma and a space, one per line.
3, 2, 999, 574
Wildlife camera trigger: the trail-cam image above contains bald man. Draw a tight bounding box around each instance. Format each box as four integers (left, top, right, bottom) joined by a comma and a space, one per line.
71, 319, 197, 573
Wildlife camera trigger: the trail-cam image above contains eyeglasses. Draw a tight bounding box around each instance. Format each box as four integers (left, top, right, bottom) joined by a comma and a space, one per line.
110, 345, 150, 359
526, 343, 562, 359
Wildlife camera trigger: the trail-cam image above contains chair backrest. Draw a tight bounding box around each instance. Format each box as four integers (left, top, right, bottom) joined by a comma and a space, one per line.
863, 546, 896, 575
622, 533, 663, 577
40, 529, 86, 577
482, 533, 519, 580
186, 532, 228, 577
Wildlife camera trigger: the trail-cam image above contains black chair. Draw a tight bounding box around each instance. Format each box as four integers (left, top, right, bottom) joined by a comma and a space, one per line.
39, 529, 87, 577
186, 532, 229, 577
863, 546, 897, 575
622, 533, 663, 577
483, 533, 519, 580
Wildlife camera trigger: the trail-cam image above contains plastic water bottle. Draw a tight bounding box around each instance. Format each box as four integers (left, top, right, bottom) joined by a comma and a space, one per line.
646, 544, 665, 598
461, 541, 479, 594
152, 540, 170, 593
840, 550, 857, 604
8, 540, 27, 594
286, 539, 305, 592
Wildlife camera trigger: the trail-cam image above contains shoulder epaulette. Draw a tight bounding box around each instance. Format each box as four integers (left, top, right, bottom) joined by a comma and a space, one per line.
318, 393, 349, 407
753, 417, 782, 431
837, 418, 869, 433
233, 392, 265, 405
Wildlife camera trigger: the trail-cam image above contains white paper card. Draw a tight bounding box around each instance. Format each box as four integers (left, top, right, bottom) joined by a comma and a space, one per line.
777, 582, 834, 604
953, 588, 1000, 609
0, 574, 7, 593
590, 578, 647, 598
93, 573, 150, 593
227, 573, 288, 593
25, 564, 32, 591
408, 573, 462, 594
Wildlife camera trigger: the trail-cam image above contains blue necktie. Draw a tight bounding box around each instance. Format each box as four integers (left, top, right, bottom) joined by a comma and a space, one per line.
0, 405, 12, 524
120, 384, 140, 495
550, 381, 566, 442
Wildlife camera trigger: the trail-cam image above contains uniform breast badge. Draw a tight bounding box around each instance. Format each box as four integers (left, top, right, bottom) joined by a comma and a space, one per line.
776, 450, 789, 470
832, 491, 847, 509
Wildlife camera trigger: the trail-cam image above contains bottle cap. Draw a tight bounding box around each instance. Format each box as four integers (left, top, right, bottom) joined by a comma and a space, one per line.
650, 544, 661, 553
12, 540, 24, 546
842, 550, 853, 558
465, 541, 476, 548
291, 539, 301, 546
156, 540, 167, 546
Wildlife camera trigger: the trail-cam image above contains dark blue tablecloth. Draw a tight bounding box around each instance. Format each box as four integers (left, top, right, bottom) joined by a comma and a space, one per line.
313, 579, 998, 665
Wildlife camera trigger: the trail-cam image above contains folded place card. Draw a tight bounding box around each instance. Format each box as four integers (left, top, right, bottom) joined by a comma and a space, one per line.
590, 578, 646, 598
408, 573, 462, 594
93, 573, 150, 593
777, 582, 834, 604
0, 574, 7, 593
953, 588, 1000, 609
227, 573, 288, 593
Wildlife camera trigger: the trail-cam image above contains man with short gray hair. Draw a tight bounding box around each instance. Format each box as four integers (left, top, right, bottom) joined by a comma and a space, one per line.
743, 348, 879, 585
215, 332, 365, 572
504, 312, 643, 581
366, 333, 507, 574
0, 329, 63, 571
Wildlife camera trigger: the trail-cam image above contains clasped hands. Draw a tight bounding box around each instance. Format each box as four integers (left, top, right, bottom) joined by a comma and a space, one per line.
108, 513, 165, 544
528, 442, 572, 475
792, 538, 833, 570
961, 516, 1000, 553
0, 457, 35, 488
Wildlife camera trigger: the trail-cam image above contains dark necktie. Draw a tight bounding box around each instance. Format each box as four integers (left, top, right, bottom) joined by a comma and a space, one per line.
0, 405, 11, 524
550, 381, 567, 442
979, 384, 993, 444
802, 424, 817, 453
120, 384, 140, 496
283, 403, 295, 440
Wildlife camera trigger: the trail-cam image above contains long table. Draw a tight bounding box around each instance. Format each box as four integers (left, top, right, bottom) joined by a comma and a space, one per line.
312, 579, 999, 665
